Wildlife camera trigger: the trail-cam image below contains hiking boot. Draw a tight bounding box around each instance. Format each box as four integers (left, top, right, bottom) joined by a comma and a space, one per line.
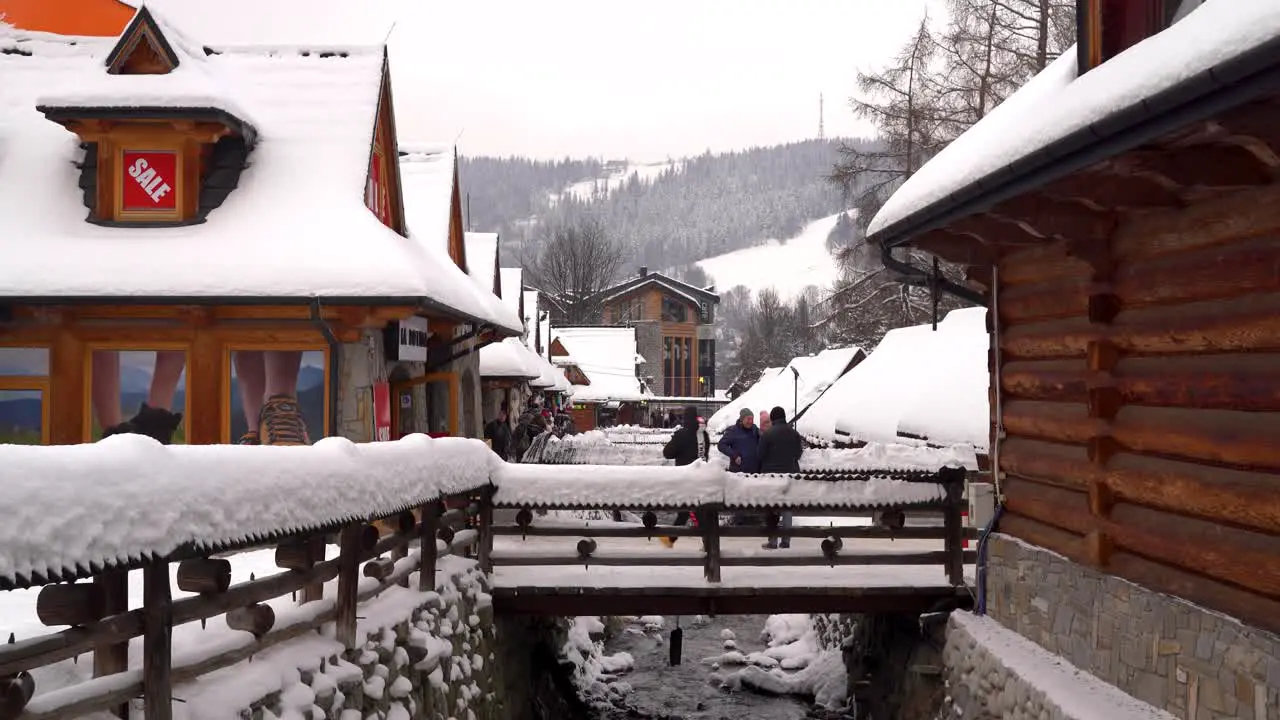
660, 537, 676, 549
258, 394, 310, 446
762, 541, 778, 550
237, 430, 260, 445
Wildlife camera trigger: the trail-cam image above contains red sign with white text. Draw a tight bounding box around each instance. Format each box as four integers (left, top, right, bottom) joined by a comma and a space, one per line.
122, 150, 178, 211
373, 381, 392, 442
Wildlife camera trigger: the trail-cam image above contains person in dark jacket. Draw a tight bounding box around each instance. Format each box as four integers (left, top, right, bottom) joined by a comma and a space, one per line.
717, 408, 761, 473
758, 406, 804, 548
483, 403, 513, 460
660, 405, 710, 547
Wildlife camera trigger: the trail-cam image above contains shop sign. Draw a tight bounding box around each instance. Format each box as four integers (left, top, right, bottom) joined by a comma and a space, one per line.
122, 150, 177, 210
386, 316, 430, 362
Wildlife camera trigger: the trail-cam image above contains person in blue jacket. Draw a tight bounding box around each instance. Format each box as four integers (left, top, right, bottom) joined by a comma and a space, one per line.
718, 407, 761, 473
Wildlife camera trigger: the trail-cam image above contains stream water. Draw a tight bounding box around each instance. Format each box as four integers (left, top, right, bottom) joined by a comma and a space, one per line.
593, 614, 851, 720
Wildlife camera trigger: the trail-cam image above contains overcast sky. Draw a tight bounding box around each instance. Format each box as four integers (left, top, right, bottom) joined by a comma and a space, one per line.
387, 0, 934, 161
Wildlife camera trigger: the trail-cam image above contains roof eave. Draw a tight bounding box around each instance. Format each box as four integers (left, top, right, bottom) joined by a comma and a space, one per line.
871, 33, 1280, 251
37, 105, 260, 145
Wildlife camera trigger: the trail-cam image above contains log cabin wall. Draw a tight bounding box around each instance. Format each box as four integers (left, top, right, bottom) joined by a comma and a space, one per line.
992, 179, 1280, 637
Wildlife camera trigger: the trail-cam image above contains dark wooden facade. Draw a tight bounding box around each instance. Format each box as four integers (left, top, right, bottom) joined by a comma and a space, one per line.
879, 91, 1280, 631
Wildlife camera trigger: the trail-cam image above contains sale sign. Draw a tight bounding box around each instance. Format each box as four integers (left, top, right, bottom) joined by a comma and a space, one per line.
122, 150, 177, 211
372, 381, 392, 442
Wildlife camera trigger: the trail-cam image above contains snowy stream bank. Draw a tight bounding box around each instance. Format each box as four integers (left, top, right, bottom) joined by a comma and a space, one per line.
566, 614, 854, 719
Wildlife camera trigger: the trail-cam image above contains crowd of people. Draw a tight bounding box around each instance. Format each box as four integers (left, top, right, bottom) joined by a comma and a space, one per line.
661, 403, 803, 550
483, 397, 577, 463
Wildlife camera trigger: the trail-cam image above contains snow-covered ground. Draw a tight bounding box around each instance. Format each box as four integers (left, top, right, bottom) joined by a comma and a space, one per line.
549, 159, 682, 206
696, 213, 845, 300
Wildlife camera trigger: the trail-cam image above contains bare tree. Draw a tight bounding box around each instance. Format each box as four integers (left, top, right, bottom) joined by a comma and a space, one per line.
993, 0, 1076, 74
831, 15, 946, 236
523, 218, 626, 325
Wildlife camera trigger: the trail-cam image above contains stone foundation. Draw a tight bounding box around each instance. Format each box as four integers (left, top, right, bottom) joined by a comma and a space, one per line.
180, 558, 502, 720
977, 533, 1280, 720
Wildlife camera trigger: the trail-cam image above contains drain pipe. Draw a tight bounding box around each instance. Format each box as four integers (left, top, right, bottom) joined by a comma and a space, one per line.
310, 298, 342, 439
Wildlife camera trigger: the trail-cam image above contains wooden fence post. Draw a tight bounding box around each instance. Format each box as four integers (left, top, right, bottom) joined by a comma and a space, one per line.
701, 507, 721, 583
142, 561, 172, 720
419, 502, 441, 592
942, 472, 966, 586
336, 525, 363, 649
478, 487, 494, 574
93, 570, 129, 719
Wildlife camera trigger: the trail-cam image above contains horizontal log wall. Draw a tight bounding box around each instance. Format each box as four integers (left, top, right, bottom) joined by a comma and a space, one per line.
993, 182, 1280, 635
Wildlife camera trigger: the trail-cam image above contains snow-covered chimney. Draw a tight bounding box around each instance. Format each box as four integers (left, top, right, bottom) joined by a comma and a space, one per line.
639, 266, 649, 277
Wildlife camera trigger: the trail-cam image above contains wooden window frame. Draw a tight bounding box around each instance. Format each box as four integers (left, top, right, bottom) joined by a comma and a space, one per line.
220, 344, 331, 444
390, 371, 459, 437
82, 342, 192, 443
113, 142, 186, 223
0, 377, 51, 445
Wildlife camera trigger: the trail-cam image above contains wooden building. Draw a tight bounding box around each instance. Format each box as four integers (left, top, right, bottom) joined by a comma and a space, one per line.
549, 328, 648, 431
867, 0, 1280, 669
0, 8, 521, 447
599, 268, 720, 398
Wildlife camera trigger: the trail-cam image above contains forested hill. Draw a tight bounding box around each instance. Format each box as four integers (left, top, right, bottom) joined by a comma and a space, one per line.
459, 139, 867, 271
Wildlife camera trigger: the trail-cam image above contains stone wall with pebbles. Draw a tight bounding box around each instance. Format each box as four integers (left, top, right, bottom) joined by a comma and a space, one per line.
954, 534, 1280, 720
224, 559, 504, 720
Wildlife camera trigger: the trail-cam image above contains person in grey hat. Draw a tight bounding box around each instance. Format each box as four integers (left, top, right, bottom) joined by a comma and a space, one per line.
717, 406, 761, 473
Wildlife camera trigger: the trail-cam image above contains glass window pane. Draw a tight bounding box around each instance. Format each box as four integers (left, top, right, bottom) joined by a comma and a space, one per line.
229, 350, 326, 445
90, 350, 187, 444
0, 348, 49, 376
0, 389, 43, 444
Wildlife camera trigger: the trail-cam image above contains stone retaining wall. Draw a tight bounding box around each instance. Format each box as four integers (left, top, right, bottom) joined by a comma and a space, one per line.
182, 558, 503, 720
979, 533, 1280, 720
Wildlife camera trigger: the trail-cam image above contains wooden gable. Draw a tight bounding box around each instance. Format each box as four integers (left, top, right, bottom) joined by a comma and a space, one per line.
549, 338, 570, 358
364, 53, 408, 237
105, 7, 179, 75
446, 151, 468, 273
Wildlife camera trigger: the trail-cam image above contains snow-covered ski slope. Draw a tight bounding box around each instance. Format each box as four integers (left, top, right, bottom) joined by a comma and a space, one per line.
695, 213, 844, 300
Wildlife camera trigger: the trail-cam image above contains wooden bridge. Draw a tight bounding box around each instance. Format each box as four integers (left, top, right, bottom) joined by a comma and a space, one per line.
0, 437, 976, 720
483, 465, 976, 617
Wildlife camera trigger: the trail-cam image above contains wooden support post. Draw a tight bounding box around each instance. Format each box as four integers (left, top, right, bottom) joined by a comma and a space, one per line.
942, 482, 966, 586
336, 524, 364, 649
420, 502, 441, 592
142, 561, 172, 720
392, 511, 414, 588
93, 569, 129, 719
701, 507, 721, 583
478, 487, 495, 574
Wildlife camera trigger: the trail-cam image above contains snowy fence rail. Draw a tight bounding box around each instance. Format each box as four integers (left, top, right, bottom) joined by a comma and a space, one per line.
0, 435, 495, 720
487, 463, 975, 589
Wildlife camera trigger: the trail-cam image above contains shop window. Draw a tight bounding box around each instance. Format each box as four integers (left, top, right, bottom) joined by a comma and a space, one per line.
88, 349, 188, 444
226, 349, 327, 445
0, 347, 50, 445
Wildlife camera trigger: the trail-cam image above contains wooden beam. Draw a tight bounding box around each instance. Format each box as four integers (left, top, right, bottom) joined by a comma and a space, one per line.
1124, 145, 1274, 188
335, 525, 363, 649
92, 569, 128, 719
490, 587, 969, 617
989, 195, 1117, 245
142, 561, 172, 720
1042, 164, 1180, 210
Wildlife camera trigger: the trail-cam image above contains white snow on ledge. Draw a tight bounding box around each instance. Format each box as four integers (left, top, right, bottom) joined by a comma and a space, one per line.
950, 612, 1176, 720
490, 461, 955, 509
0, 434, 496, 583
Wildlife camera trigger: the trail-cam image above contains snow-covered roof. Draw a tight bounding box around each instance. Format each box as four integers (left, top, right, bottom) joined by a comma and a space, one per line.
522, 289, 540, 333
0, 18, 516, 333
797, 309, 990, 451
499, 268, 523, 313
463, 232, 499, 291
550, 327, 649, 403
868, 0, 1280, 241
708, 347, 863, 435
600, 272, 718, 309
478, 337, 540, 380
399, 148, 521, 332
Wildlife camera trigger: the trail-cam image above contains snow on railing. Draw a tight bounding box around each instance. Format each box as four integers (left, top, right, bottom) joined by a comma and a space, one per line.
0, 434, 496, 587
520, 431, 668, 465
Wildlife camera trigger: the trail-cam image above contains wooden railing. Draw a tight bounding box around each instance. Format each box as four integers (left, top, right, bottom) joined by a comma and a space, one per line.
0, 493, 485, 720
485, 468, 974, 586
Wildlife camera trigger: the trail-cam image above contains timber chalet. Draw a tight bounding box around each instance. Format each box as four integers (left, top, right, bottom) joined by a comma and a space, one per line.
0, 3, 524, 447
869, 0, 1280, 715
